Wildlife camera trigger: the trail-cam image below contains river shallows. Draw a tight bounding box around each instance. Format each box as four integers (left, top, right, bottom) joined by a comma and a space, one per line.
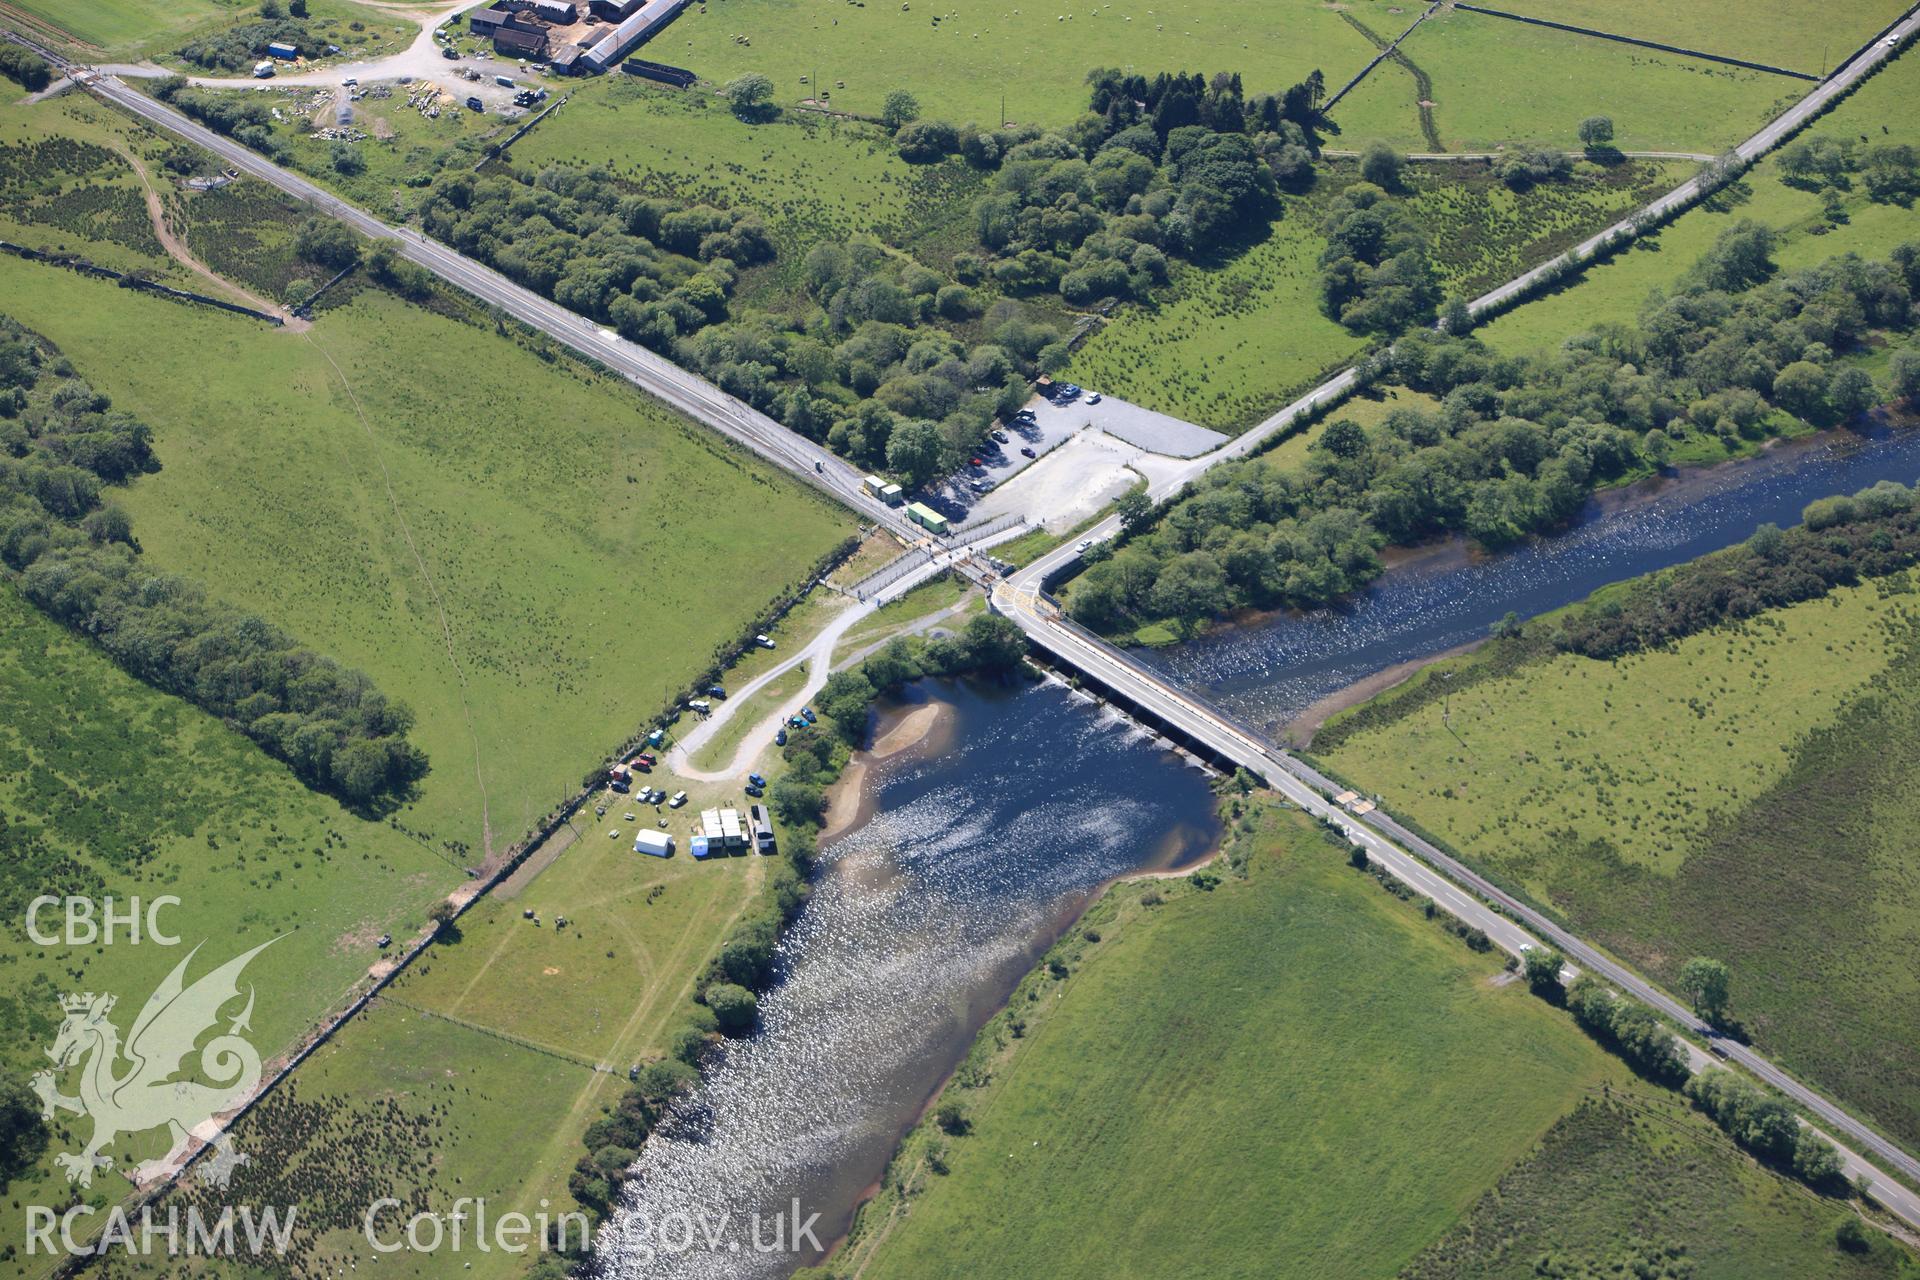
599, 678, 1219, 1277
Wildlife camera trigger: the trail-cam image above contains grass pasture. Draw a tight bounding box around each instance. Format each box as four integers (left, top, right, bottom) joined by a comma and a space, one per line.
0, 254, 849, 871
95, 760, 777, 1280
6, 0, 424, 61
1064, 215, 1366, 431
660, 0, 1383, 127
1066, 157, 1681, 432
1484, 0, 1911, 77
0, 584, 457, 1278
505, 76, 975, 267
1316, 577, 1920, 1151
0, 94, 185, 279
848, 804, 1618, 1280
1403, 1090, 1920, 1280
1481, 48, 1920, 356
1332, 8, 1802, 154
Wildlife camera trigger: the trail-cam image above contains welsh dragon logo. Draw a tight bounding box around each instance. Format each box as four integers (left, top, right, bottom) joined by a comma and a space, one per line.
32, 940, 275, 1190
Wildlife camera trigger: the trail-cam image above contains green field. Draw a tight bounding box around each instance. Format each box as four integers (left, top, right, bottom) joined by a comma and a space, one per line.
1403, 1091, 1920, 1280
6, 0, 420, 60
1332, 8, 1801, 154
847, 804, 1618, 1280
0, 94, 187, 278
1064, 215, 1366, 431
661, 0, 1382, 126
1067, 157, 1679, 431
1482, 48, 1920, 355
0, 255, 848, 868
0, 583, 457, 1278
1316, 577, 1920, 1152
1488, 0, 1910, 76
507, 76, 977, 266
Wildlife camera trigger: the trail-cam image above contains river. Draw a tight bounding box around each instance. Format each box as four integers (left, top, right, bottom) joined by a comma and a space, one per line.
597, 678, 1219, 1277
1134, 424, 1920, 737
598, 423, 1920, 1277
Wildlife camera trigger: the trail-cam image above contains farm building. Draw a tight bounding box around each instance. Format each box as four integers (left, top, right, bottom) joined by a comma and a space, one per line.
550, 43, 586, 72
576, 0, 694, 71
633, 830, 673, 857
494, 22, 549, 57
468, 6, 509, 34
589, 0, 644, 19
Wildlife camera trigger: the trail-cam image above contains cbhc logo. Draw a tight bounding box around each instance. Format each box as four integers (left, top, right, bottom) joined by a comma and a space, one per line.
25, 896, 182, 946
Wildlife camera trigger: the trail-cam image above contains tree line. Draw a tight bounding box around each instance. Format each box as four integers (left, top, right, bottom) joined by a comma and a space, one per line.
0, 42, 52, 92
0, 315, 427, 808
1067, 234, 1920, 636
1560, 479, 1920, 658
411, 163, 1065, 487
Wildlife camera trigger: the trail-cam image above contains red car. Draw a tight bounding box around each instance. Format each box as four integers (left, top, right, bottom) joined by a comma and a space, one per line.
970, 457, 984, 467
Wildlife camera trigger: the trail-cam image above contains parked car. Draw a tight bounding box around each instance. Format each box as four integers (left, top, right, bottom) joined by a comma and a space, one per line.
991, 429, 1009, 443
756, 634, 775, 649
970, 456, 984, 467
774, 726, 788, 746
748, 774, 766, 788
1087, 392, 1102, 404
1020, 446, 1036, 458
707, 685, 727, 699
669, 791, 688, 808
745, 784, 764, 798
688, 698, 711, 712
442, 46, 459, 58
465, 96, 484, 111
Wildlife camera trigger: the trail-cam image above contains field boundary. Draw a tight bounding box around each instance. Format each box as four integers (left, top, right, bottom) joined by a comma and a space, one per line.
0, 238, 285, 326
476, 91, 570, 171
375, 995, 608, 1072
1322, 0, 1441, 112
1331, 8, 1443, 150
1452, 3, 1822, 80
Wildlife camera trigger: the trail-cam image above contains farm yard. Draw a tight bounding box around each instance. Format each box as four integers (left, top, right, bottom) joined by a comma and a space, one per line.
1314, 575, 1920, 1154
1329, 6, 1804, 155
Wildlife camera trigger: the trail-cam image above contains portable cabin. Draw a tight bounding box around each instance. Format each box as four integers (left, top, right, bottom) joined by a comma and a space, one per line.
749, 803, 776, 853
689, 834, 712, 860
861, 474, 887, 499
906, 502, 950, 536
266, 40, 299, 59
880, 483, 904, 507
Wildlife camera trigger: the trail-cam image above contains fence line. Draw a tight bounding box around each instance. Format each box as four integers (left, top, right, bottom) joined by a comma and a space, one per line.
954, 511, 1027, 545
1452, 4, 1821, 80
0, 239, 285, 326
851, 547, 934, 600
